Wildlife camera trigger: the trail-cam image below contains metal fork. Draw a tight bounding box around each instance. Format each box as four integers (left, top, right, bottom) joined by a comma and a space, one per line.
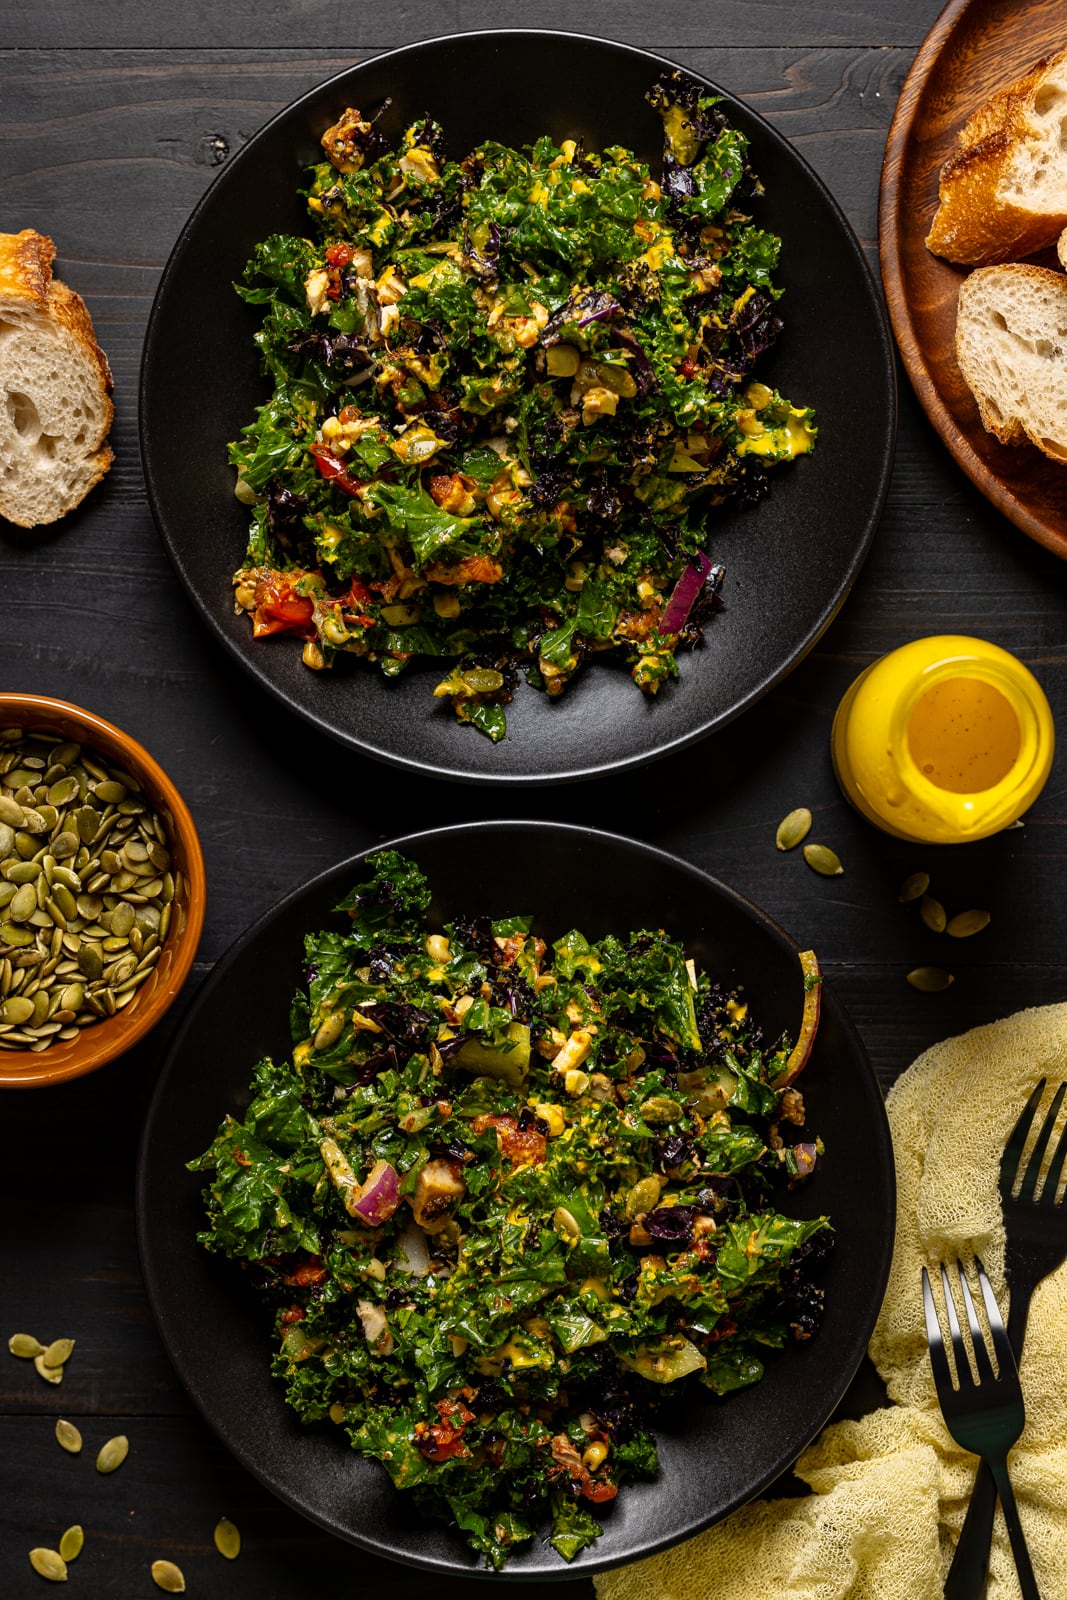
945, 1079, 1067, 1599
923, 1260, 1040, 1600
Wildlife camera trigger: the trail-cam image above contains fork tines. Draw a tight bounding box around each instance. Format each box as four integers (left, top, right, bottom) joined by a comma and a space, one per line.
1003, 1078, 1067, 1205
922, 1258, 1013, 1397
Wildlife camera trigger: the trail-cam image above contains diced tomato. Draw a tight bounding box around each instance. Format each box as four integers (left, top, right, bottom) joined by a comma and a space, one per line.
325, 242, 354, 268
414, 1422, 470, 1463
280, 1305, 306, 1326
251, 589, 316, 639
472, 1113, 546, 1167
436, 1396, 475, 1426
310, 444, 363, 498
280, 1255, 327, 1287
580, 1479, 619, 1504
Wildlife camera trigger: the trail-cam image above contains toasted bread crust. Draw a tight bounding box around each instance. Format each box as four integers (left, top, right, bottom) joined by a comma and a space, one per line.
0, 228, 55, 305
0, 228, 114, 527
926, 48, 1067, 265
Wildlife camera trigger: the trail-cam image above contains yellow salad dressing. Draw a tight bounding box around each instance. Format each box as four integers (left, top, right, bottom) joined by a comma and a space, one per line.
831, 636, 1054, 843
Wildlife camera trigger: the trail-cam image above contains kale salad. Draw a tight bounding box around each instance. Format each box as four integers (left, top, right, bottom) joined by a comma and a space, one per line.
228, 73, 816, 741
190, 852, 831, 1567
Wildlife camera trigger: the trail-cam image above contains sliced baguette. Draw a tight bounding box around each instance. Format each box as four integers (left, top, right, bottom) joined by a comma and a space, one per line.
955, 263, 1067, 461
0, 229, 113, 528
926, 48, 1067, 265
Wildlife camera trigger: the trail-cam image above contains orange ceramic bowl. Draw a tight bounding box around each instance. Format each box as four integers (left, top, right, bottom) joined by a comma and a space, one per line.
0, 695, 205, 1087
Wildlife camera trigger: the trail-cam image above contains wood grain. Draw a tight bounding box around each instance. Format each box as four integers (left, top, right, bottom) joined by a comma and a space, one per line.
3, 4, 1067, 1594
880, 0, 1067, 556
0, 0, 933, 53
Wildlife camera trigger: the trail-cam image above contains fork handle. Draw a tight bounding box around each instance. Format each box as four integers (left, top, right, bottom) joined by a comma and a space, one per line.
987, 1458, 1041, 1600
944, 1463, 996, 1599
944, 1291, 1038, 1598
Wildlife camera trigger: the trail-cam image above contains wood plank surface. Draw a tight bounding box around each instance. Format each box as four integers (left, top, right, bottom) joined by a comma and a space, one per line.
3, 2, 1067, 1594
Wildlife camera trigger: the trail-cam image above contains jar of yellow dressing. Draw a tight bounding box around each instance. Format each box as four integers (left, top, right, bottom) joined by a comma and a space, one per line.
831, 636, 1054, 843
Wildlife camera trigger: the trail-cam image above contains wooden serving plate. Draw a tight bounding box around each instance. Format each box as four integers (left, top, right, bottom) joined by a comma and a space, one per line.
880, 0, 1067, 557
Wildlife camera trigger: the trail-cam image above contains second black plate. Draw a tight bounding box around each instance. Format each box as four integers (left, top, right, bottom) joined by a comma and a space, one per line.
140, 31, 895, 783
137, 822, 895, 1578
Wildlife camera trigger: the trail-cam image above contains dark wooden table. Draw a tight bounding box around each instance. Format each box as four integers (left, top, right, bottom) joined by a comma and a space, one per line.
2, 2, 1066, 1594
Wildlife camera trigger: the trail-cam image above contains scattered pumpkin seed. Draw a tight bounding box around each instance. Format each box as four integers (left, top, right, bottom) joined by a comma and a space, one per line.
96, 1434, 129, 1473
802, 843, 844, 877
8, 1332, 43, 1358
28, 1547, 67, 1582
947, 909, 991, 938
41, 1337, 74, 1369
55, 1418, 82, 1454
775, 808, 812, 851
58, 1526, 83, 1563
919, 895, 947, 933
906, 966, 955, 993
34, 1354, 63, 1384
898, 871, 930, 903
214, 1516, 241, 1560
151, 1559, 186, 1593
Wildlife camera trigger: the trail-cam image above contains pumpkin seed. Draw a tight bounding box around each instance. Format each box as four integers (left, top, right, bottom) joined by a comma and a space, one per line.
47, 777, 80, 807
775, 807, 812, 851
898, 871, 930, 904
28, 1547, 67, 1582
8, 1332, 43, 1357
76, 944, 103, 981
41, 1337, 74, 1368
313, 1011, 345, 1052
58, 1526, 83, 1563
214, 1517, 241, 1560
919, 895, 947, 933
6, 860, 41, 884
0, 734, 184, 1051
34, 1354, 63, 1384
96, 1434, 129, 1473
639, 1095, 684, 1124
9, 882, 37, 921
906, 966, 955, 993
151, 1559, 186, 1592
802, 843, 844, 877
460, 666, 504, 694
553, 1206, 581, 1238
75, 806, 100, 845
55, 1418, 82, 1453
947, 909, 991, 938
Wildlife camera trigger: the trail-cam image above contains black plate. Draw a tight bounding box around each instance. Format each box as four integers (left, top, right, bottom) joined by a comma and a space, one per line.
139, 30, 896, 786
137, 822, 895, 1578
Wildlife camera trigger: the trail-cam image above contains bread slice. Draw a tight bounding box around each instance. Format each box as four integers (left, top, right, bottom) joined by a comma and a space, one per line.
0, 229, 113, 528
927, 49, 1067, 265
955, 264, 1067, 461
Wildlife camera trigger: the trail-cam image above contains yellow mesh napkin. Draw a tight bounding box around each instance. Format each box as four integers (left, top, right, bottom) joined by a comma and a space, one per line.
594, 1002, 1067, 1600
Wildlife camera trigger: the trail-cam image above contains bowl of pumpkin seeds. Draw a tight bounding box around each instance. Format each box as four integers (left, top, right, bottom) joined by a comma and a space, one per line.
0, 694, 205, 1086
